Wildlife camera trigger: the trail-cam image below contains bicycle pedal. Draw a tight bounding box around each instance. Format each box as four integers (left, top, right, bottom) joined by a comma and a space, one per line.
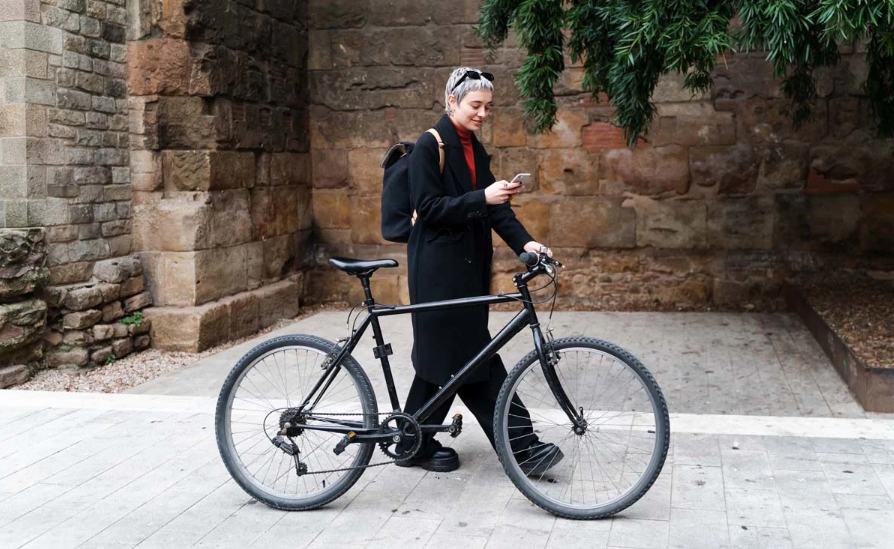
333, 432, 356, 455
448, 413, 463, 438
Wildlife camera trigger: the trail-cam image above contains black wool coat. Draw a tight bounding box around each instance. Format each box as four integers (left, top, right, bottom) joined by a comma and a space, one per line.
407, 114, 533, 385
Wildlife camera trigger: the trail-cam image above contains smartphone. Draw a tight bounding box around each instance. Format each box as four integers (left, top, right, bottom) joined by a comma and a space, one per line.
510, 172, 533, 192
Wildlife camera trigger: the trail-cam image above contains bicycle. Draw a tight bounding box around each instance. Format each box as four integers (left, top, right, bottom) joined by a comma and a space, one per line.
215, 251, 670, 519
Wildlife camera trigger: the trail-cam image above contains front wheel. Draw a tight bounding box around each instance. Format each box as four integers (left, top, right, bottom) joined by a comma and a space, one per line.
494, 337, 669, 519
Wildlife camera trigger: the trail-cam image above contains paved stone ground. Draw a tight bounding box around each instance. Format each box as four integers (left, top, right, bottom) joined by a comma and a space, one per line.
2, 311, 892, 549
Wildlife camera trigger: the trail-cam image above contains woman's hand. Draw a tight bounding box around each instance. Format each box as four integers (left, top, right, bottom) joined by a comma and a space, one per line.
485, 180, 521, 205
524, 241, 553, 258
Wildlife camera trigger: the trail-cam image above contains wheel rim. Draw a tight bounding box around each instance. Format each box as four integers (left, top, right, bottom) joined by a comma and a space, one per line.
220, 344, 372, 503
501, 346, 666, 513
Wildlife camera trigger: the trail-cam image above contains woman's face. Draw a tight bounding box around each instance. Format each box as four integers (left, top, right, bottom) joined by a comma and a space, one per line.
449, 90, 493, 132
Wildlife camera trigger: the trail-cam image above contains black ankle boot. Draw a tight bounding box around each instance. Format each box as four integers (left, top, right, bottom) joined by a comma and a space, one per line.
516, 441, 564, 476
394, 438, 460, 472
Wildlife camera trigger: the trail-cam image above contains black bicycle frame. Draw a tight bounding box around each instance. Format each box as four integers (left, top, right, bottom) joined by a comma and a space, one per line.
294, 267, 585, 442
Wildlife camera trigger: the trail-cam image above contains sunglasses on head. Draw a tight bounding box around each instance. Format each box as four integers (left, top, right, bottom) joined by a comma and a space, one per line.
450, 70, 495, 93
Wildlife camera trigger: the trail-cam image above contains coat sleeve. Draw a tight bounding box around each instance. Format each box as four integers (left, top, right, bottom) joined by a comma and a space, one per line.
488, 201, 534, 256
409, 133, 488, 225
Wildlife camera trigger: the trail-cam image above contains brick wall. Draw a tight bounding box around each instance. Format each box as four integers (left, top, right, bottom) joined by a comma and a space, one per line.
304, 1, 894, 310
128, 0, 311, 351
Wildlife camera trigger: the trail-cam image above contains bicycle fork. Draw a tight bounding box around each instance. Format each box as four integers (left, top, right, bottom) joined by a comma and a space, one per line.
519, 281, 587, 433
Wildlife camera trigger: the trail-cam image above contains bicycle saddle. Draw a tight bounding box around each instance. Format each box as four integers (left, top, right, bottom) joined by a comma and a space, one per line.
328, 256, 398, 276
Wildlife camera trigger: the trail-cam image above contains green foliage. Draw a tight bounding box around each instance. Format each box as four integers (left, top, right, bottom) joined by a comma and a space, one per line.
120, 311, 143, 326
477, 0, 894, 146
104, 353, 116, 365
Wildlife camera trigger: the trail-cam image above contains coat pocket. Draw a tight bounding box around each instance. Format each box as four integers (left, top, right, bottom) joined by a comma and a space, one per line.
424, 225, 467, 243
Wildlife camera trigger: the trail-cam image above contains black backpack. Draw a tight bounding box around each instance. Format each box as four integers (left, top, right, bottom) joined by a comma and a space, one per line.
380, 128, 444, 243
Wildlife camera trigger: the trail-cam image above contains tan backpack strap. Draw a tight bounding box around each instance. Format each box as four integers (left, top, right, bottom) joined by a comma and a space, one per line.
413, 128, 445, 227
426, 128, 445, 174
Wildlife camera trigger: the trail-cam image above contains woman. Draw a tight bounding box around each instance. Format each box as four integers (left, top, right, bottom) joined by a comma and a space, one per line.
398, 67, 562, 473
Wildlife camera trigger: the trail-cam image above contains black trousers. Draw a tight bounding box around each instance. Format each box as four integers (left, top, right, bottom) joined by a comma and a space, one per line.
403, 355, 537, 454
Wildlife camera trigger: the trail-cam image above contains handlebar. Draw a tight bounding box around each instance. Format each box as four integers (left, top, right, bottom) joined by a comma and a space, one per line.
518, 252, 563, 269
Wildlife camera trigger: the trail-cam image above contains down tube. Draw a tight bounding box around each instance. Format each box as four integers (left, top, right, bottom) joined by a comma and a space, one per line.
414, 308, 530, 424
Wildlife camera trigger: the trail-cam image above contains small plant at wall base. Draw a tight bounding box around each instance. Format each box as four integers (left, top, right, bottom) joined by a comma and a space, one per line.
121, 312, 143, 326
477, 0, 894, 146
104, 354, 116, 366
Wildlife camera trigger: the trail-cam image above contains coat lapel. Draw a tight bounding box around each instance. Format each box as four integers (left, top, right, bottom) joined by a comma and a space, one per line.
435, 115, 474, 194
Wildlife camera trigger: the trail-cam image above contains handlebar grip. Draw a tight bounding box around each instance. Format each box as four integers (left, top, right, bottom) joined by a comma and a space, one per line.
518, 252, 539, 266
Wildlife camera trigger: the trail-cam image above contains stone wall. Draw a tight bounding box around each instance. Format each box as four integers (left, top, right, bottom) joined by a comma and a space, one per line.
42, 255, 152, 369
304, 1, 894, 310
0, 0, 132, 285
128, 0, 311, 351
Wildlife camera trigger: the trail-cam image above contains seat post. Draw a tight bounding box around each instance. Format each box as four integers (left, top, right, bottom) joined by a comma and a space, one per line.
359, 275, 374, 305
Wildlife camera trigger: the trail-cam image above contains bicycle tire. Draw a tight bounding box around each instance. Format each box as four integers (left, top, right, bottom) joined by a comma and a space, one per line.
215, 334, 378, 510
494, 336, 670, 519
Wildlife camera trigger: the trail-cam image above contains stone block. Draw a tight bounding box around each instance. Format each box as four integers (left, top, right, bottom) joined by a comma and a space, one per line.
492, 107, 526, 148
758, 143, 808, 190
0, 365, 30, 389
708, 196, 775, 250
0, 299, 46, 351
127, 318, 150, 335
311, 149, 348, 188
39, 285, 66, 307
133, 195, 213, 252
63, 285, 102, 311
690, 145, 759, 194
127, 38, 191, 95
123, 291, 152, 312
537, 148, 597, 195
49, 262, 93, 285
91, 346, 112, 364
133, 334, 150, 350
350, 195, 384, 245
736, 99, 828, 144
649, 103, 736, 147
101, 300, 123, 322
600, 146, 690, 196
361, 26, 461, 67
162, 150, 256, 192
62, 329, 92, 346
308, 0, 367, 29
92, 323, 114, 341
312, 189, 351, 229
348, 147, 386, 196
581, 122, 634, 152
111, 337, 132, 358
118, 276, 143, 298
0, 228, 49, 300
155, 96, 222, 149
509, 199, 550, 246
529, 109, 588, 149
225, 291, 259, 340
262, 232, 297, 280
622, 194, 707, 249
93, 257, 141, 283
257, 277, 300, 328
143, 302, 229, 352
271, 153, 309, 186
45, 346, 88, 368
550, 197, 635, 248
209, 189, 253, 247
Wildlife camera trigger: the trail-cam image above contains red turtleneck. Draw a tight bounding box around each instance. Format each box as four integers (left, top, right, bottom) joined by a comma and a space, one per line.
449, 117, 477, 189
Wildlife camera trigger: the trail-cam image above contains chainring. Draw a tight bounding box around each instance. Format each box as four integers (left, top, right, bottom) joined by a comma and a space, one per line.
377, 412, 422, 462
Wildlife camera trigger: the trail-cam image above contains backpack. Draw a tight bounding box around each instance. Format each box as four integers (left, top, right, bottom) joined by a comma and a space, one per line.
380, 128, 445, 243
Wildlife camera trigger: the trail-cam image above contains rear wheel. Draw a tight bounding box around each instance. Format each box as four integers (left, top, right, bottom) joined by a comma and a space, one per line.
494, 337, 669, 519
215, 334, 378, 510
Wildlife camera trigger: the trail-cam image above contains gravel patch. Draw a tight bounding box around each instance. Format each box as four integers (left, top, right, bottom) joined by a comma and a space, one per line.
17, 304, 345, 393
801, 270, 894, 369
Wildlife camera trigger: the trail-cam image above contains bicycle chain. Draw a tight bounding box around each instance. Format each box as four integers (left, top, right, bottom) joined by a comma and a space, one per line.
286, 411, 404, 476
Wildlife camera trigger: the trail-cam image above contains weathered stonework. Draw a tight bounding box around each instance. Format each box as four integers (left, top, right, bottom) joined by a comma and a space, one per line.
304, 5, 894, 311
129, 0, 311, 351
41, 255, 153, 368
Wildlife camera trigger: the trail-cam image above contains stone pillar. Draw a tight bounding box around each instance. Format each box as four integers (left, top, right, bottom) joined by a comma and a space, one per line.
0, 0, 132, 285
128, 0, 311, 352
0, 228, 49, 387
